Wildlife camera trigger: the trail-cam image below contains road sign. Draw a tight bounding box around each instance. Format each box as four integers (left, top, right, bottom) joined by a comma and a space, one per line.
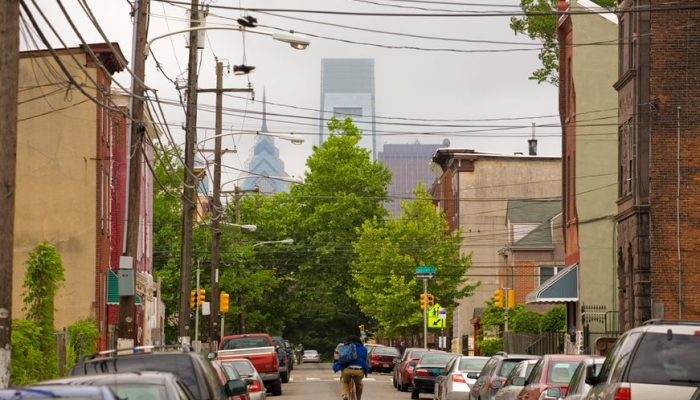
428, 304, 445, 329
415, 265, 436, 279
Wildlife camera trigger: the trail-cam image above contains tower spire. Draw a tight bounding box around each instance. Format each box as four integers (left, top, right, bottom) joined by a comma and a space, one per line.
261, 88, 268, 133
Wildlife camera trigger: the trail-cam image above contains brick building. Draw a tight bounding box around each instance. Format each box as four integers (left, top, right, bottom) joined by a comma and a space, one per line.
615, 0, 700, 329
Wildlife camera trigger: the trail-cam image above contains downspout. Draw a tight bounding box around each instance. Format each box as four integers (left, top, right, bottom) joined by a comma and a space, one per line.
676, 106, 682, 319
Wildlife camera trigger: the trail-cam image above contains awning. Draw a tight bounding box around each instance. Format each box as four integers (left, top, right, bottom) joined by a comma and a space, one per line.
107, 270, 142, 305
526, 264, 578, 303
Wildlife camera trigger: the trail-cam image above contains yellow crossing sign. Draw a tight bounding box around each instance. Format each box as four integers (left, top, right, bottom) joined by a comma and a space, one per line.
428, 304, 446, 329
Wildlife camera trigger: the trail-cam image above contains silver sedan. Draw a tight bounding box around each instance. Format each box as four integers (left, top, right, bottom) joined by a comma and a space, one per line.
302, 349, 321, 363
219, 359, 267, 400
434, 356, 489, 400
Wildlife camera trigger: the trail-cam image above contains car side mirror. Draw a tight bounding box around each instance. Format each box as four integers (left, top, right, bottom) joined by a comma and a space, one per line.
225, 379, 247, 397
207, 352, 216, 361
492, 379, 503, 389
545, 387, 563, 399
467, 372, 479, 380
512, 377, 525, 386
393, 358, 401, 364
584, 364, 600, 386
408, 362, 417, 368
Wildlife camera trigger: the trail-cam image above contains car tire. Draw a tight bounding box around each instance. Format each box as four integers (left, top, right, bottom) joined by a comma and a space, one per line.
271, 379, 283, 396
281, 371, 289, 384
411, 389, 420, 400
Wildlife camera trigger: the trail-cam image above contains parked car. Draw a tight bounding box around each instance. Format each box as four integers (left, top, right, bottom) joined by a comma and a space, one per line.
302, 349, 321, 363
393, 347, 428, 392
70, 346, 244, 400
585, 320, 700, 400
516, 354, 589, 400
219, 334, 282, 396
561, 357, 604, 400
333, 342, 344, 361
271, 336, 292, 383
493, 359, 540, 400
211, 361, 251, 400
468, 352, 540, 400
368, 345, 401, 373
0, 386, 118, 400
410, 352, 459, 399
218, 358, 267, 400
434, 356, 490, 400
42, 371, 196, 400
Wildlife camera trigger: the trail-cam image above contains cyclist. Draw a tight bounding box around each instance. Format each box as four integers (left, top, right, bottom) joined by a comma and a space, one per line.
332, 335, 370, 400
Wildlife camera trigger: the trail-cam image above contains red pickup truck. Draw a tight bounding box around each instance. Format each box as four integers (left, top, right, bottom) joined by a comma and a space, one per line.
219, 333, 282, 396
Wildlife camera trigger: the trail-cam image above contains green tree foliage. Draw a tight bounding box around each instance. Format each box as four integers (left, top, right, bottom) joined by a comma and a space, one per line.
351, 184, 475, 337
10, 319, 50, 385
540, 307, 566, 332
510, 310, 543, 334
66, 319, 100, 370
510, 0, 616, 85
476, 338, 503, 356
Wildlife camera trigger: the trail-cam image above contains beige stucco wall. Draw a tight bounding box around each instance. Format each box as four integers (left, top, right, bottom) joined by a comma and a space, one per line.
454, 156, 561, 340
13, 51, 99, 330
572, 1, 619, 326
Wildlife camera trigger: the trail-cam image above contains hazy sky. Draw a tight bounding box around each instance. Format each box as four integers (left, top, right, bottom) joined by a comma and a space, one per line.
21, 0, 561, 187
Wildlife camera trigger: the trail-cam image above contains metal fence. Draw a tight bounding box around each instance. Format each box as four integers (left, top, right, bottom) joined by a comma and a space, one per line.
503, 332, 564, 355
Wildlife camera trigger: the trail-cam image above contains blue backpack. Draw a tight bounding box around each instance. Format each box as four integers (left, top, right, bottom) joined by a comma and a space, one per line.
338, 343, 358, 365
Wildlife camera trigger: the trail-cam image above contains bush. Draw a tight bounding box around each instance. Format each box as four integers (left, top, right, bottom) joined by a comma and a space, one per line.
477, 339, 503, 356
11, 319, 57, 385
66, 319, 100, 371
511, 310, 542, 334
541, 307, 566, 332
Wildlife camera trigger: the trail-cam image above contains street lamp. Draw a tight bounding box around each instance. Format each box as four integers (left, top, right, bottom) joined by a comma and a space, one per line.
197, 130, 305, 148
220, 222, 257, 232
252, 238, 294, 247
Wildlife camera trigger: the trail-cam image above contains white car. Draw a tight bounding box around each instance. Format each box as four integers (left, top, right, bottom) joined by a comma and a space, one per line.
302, 349, 321, 363
434, 356, 489, 400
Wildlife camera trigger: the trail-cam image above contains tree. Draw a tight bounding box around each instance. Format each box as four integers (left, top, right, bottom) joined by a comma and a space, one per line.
510, 0, 616, 85
351, 184, 476, 337
511, 310, 543, 334
540, 307, 566, 332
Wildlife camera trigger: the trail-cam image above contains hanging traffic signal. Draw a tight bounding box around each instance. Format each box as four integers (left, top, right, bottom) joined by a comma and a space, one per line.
189, 290, 196, 309
198, 289, 206, 306
420, 294, 427, 310
493, 289, 505, 309
220, 292, 230, 313
426, 294, 435, 308
507, 289, 516, 309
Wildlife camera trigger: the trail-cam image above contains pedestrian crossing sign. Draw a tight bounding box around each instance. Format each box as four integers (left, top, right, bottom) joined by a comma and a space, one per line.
428, 304, 446, 329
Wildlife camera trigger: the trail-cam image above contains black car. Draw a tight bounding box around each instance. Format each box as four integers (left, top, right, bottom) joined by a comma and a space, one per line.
410, 353, 459, 400
70, 347, 246, 400
42, 371, 196, 400
271, 336, 293, 383
469, 352, 540, 400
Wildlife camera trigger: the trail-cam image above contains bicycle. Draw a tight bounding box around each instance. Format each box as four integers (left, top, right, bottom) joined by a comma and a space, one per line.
347, 373, 358, 400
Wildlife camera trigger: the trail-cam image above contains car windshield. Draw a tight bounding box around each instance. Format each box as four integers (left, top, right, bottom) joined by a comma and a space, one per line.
459, 358, 488, 372
222, 337, 270, 349
374, 347, 400, 356
627, 332, 700, 386
548, 362, 580, 383
221, 360, 255, 376
305, 350, 318, 355
498, 360, 522, 378
419, 354, 456, 366
106, 384, 167, 400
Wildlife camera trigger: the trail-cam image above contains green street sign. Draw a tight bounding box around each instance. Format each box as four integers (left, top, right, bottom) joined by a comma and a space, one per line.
415, 266, 436, 279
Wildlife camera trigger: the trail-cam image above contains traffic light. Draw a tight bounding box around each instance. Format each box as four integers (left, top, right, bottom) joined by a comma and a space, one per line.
220, 292, 230, 313
507, 289, 516, 309
198, 289, 206, 306
189, 290, 196, 309
426, 294, 435, 308
420, 294, 427, 310
493, 289, 504, 308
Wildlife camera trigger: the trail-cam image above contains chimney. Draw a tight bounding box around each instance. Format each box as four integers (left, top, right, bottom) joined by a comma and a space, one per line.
528, 122, 538, 156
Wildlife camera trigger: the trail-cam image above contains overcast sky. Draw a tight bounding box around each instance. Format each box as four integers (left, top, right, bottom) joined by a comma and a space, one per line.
21, 0, 561, 187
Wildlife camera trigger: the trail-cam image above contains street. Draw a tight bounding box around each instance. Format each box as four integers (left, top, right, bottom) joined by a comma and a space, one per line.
282, 363, 427, 400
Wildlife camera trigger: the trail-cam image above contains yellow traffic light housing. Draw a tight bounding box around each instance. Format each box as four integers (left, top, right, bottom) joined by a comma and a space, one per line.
189, 290, 196, 309
493, 289, 504, 309
420, 294, 427, 310
507, 289, 516, 309
198, 289, 206, 306
427, 294, 435, 308
220, 291, 230, 313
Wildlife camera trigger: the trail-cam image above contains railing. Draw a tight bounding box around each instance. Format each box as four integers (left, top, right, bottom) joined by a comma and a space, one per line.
527, 332, 565, 355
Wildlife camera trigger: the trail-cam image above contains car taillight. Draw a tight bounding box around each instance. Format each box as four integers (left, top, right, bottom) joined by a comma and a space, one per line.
451, 374, 467, 384
247, 380, 263, 393
614, 387, 631, 400
415, 369, 429, 377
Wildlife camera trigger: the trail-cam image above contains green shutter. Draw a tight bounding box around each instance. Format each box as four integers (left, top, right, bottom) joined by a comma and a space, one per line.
107, 271, 119, 304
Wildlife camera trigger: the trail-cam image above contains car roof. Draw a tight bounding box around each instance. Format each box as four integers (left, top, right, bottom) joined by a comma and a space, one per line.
631, 320, 700, 335
0, 385, 114, 399
44, 371, 180, 385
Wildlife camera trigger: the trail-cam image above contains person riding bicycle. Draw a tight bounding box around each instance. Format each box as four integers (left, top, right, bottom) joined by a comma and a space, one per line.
332, 335, 370, 400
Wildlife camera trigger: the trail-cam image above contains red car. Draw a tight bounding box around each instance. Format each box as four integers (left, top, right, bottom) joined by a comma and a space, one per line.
368, 346, 401, 373
516, 354, 589, 400
396, 348, 444, 392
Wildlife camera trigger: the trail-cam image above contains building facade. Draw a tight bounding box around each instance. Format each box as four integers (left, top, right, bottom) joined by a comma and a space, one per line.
319, 58, 377, 159
378, 140, 448, 217
558, 0, 620, 349
615, 0, 700, 330
430, 149, 561, 354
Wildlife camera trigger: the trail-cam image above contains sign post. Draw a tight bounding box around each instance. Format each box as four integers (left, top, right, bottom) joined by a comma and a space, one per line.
415, 266, 436, 348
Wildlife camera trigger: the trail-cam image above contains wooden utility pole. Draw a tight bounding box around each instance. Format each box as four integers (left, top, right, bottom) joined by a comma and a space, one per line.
0, 0, 20, 388
120, 0, 149, 347
209, 62, 224, 347
178, 0, 201, 345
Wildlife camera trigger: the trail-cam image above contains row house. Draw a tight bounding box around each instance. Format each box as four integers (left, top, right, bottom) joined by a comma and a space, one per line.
14, 43, 161, 349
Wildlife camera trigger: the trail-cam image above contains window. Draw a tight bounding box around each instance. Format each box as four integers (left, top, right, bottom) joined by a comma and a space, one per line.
539, 266, 562, 285
333, 107, 363, 119
628, 332, 700, 386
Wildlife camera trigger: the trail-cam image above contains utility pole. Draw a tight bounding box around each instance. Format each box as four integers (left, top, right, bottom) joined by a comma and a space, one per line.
0, 0, 20, 389
120, 0, 149, 348
178, 0, 201, 346
423, 278, 428, 348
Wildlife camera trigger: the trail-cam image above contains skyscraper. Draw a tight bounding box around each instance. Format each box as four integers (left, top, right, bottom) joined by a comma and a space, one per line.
240, 92, 292, 194
319, 58, 377, 159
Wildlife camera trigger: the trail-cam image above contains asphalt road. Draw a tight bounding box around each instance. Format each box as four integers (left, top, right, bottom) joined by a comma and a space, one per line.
279, 362, 431, 400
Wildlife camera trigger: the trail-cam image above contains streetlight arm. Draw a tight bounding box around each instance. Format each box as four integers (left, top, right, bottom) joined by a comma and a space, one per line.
252, 238, 294, 247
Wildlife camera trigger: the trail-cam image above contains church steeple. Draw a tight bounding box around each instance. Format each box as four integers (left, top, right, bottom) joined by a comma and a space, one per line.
260, 89, 268, 133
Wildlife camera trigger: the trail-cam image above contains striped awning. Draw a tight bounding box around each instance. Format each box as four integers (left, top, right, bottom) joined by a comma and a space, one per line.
526, 264, 578, 303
